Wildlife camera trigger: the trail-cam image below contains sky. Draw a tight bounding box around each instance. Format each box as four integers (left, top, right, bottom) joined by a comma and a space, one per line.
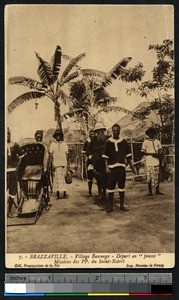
5, 5, 174, 141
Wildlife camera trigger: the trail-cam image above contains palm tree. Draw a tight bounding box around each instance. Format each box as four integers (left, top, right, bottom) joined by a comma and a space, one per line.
65, 57, 133, 131
8, 46, 86, 131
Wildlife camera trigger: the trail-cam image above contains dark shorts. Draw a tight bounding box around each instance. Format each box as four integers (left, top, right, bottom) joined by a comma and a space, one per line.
87, 169, 94, 181
85, 160, 94, 182
7, 171, 18, 198
107, 167, 126, 193
93, 158, 106, 173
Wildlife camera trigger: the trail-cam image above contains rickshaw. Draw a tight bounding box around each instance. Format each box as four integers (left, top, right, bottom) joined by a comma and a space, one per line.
9, 141, 52, 225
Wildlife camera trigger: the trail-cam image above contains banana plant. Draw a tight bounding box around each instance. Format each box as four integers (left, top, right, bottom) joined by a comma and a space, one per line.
66, 56, 132, 132
8, 46, 86, 131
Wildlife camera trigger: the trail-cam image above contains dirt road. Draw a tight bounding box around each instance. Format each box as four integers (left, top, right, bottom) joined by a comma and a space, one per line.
7, 179, 174, 253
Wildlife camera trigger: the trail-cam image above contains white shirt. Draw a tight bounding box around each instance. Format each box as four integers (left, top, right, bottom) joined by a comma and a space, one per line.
142, 139, 162, 167
49, 141, 68, 167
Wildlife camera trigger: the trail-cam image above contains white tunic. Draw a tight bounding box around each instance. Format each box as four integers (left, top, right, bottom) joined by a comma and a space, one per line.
49, 141, 68, 167
141, 139, 162, 167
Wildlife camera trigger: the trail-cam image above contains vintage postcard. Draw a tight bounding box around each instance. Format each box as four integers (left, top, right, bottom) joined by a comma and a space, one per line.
5, 4, 174, 268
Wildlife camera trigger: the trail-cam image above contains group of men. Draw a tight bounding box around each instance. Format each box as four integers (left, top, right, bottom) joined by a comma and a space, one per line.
83, 123, 164, 213
7, 124, 164, 217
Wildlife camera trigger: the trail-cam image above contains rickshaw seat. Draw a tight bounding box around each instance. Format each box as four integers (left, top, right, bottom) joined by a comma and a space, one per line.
22, 165, 43, 181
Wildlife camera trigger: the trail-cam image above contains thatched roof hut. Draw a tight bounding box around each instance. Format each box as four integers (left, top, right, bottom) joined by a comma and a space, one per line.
117, 102, 161, 142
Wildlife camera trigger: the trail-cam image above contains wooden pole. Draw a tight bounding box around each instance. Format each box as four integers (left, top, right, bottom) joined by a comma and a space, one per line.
131, 134, 134, 162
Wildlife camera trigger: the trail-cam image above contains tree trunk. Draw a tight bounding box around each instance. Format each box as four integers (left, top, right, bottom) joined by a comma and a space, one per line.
57, 116, 62, 131
54, 101, 62, 131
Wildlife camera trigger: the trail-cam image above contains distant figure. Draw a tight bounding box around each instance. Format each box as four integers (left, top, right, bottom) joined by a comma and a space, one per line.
103, 123, 135, 213
141, 127, 164, 196
6, 127, 25, 217
34, 129, 49, 163
82, 129, 95, 196
50, 129, 68, 199
86, 123, 107, 202
34, 130, 43, 142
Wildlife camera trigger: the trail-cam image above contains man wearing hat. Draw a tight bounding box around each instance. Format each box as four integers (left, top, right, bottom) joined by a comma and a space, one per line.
49, 129, 69, 199
141, 127, 163, 196
86, 123, 107, 202
82, 129, 95, 196
103, 123, 136, 213
34, 130, 44, 142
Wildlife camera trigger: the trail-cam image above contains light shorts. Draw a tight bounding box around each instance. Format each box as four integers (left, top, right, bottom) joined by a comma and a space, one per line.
147, 165, 159, 187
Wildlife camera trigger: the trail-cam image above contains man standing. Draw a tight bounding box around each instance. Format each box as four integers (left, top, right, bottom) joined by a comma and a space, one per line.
50, 129, 69, 199
82, 129, 95, 196
34, 129, 49, 171
141, 127, 163, 196
103, 123, 135, 213
7, 127, 25, 217
86, 123, 107, 202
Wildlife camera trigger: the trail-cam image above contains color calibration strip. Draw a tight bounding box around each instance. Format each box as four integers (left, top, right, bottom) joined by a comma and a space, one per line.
4, 292, 172, 297
4, 283, 173, 296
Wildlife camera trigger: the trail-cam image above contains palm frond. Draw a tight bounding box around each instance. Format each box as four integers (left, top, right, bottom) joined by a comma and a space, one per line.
62, 54, 81, 70
8, 76, 47, 91
62, 111, 73, 120
60, 71, 79, 86
81, 69, 106, 78
62, 54, 73, 61
96, 105, 132, 115
8, 91, 45, 113
101, 57, 132, 88
60, 90, 70, 105
51, 45, 62, 83
93, 96, 117, 107
36, 52, 53, 86
60, 53, 86, 83
55, 88, 70, 105
62, 108, 88, 120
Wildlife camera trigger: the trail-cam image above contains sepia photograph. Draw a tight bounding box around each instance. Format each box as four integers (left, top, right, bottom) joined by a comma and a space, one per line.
5, 4, 174, 268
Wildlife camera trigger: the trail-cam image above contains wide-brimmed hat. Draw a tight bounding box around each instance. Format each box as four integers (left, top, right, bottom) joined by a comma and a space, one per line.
94, 123, 106, 132
145, 127, 157, 136
53, 129, 63, 139
35, 130, 43, 137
